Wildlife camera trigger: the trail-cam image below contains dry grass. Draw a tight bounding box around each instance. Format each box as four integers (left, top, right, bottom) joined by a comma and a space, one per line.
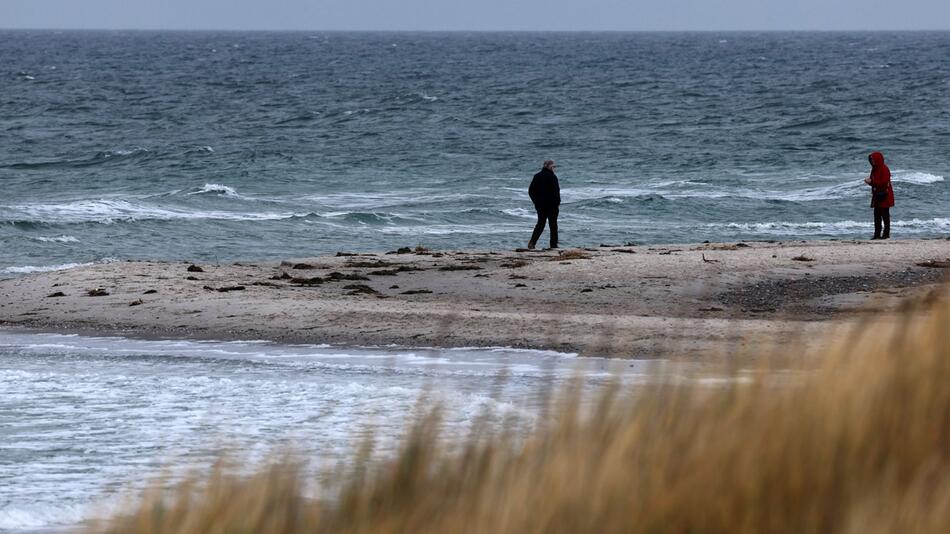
88, 289, 950, 534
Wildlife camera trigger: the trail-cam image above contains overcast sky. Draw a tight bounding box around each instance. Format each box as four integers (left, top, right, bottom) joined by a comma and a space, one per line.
2, 0, 949, 31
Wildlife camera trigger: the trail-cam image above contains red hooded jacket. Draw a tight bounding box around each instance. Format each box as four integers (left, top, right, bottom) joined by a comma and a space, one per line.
868, 152, 894, 208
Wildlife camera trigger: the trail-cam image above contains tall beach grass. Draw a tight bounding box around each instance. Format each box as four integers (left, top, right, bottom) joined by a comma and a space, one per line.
89, 287, 949, 533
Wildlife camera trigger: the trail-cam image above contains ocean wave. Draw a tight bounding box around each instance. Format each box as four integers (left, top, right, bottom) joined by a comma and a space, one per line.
5, 148, 152, 170
568, 193, 668, 207
1, 199, 302, 224
2, 262, 93, 274
891, 171, 944, 184
0, 220, 49, 230
300, 191, 487, 210
274, 112, 320, 125
0, 503, 89, 531
561, 187, 657, 202
311, 211, 425, 225
186, 183, 242, 197
713, 217, 950, 235
742, 172, 944, 202
32, 235, 79, 243
301, 192, 408, 209
563, 184, 838, 204
649, 179, 710, 188
563, 172, 944, 205
184, 145, 215, 155
501, 207, 534, 218
711, 182, 863, 202
378, 223, 524, 236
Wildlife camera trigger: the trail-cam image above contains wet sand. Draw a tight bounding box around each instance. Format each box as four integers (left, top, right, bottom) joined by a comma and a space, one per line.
1, 239, 948, 358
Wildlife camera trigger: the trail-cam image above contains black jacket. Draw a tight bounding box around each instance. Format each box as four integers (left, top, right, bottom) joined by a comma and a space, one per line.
528, 168, 561, 210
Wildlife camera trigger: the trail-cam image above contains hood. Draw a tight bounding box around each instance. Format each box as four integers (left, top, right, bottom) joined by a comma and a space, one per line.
869, 152, 885, 166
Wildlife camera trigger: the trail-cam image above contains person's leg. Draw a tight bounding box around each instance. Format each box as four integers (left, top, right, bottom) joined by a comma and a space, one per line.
548, 207, 559, 248
873, 208, 883, 239
529, 208, 547, 248
882, 208, 890, 239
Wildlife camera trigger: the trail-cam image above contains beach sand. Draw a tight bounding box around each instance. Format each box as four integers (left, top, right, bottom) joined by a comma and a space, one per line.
1, 239, 947, 358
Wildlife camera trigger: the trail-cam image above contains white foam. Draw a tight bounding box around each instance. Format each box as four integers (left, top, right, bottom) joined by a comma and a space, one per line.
501, 207, 534, 218
107, 148, 147, 157
891, 171, 944, 184
716, 182, 864, 202
715, 217, 950, 235
566, 171, 943, 205
2, 262, 92, 274
560, 187, 656, 202
0, 503, 88, 530
378, 224, 524, 236
302, 191, 417, 209
4, 199, 301, 224
188, 183, 240, 197
32, 235, 80, 243
649, 179, 709, 187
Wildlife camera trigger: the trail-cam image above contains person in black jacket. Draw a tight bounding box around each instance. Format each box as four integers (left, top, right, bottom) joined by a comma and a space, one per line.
527, 160, 561, 249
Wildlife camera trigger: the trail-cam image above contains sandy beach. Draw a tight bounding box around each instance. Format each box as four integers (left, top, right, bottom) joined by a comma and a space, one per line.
1, 239, 947, 358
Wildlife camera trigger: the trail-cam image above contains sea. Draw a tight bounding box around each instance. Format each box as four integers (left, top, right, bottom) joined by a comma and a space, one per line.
1, 31, 949, 274
0, 332, 719, 532
0, 30, 948, 531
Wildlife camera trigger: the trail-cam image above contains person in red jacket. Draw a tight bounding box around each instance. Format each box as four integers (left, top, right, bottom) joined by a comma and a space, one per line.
863, 151, 894, 240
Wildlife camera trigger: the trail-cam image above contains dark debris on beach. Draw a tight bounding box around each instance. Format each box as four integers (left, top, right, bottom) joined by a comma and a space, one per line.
717, 268, 945, 316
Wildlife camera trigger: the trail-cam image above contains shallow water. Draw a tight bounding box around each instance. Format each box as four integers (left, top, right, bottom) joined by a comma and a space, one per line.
0, 330, 719, 532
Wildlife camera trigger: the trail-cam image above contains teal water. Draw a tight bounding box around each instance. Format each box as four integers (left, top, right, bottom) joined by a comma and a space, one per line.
1, 31, 948, 274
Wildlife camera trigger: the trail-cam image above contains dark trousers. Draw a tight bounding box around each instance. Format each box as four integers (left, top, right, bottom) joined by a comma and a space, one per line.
874, 207, 890, 238
530, 206, 558, 248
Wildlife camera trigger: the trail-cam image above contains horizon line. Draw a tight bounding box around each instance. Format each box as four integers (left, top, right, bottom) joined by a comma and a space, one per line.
3, 27, 950, 33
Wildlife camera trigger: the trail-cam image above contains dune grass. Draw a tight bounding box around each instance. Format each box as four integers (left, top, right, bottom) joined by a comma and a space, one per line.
88, 288, 949, 533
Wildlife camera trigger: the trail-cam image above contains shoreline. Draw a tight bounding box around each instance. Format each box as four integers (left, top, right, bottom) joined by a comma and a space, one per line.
1, 238, 947, 358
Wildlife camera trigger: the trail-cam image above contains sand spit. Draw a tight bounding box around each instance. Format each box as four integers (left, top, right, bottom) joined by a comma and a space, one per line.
1, 239, 947, 358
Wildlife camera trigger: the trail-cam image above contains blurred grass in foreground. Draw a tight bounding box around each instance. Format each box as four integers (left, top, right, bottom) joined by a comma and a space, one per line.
89, 288, 949, 533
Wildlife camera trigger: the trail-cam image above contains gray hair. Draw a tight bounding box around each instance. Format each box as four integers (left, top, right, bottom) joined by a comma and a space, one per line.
543, 160, 555, 170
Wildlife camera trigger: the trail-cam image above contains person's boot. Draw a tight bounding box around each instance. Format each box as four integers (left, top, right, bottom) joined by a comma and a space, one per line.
871, 235, 881, 240
527, 240, 536, 250
882, 231, 890, 240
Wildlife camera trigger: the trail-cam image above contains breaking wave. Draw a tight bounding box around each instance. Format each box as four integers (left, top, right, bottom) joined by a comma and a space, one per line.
1, 199, 302, 224
713, 217, 950, 235
1, 262, 93, 274
891, 171, 943, 184
0, 503, 89, 531
186, 183, 242, 198
32, 235, 79, 243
